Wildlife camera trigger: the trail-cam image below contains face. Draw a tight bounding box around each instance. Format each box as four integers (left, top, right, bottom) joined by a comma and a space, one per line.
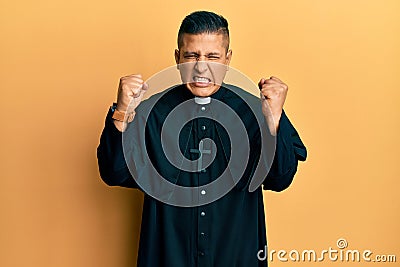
175, 33, 232, 97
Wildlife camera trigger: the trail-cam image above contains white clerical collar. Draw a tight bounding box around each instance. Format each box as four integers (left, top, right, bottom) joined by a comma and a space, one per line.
194, 97, 211, 105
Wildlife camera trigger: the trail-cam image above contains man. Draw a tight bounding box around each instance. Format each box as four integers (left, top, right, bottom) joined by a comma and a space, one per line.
97, 11, 306, 267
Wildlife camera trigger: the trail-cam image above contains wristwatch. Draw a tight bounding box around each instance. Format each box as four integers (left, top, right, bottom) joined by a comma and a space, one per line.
111, 104, 135, 123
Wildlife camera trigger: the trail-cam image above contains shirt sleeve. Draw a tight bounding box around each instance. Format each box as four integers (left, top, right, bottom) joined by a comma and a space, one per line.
97, 107, 138, 188
262, 110, 307, 191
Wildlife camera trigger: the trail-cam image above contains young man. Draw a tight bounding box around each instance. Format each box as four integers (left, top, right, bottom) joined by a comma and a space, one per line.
97, 11, 306, 267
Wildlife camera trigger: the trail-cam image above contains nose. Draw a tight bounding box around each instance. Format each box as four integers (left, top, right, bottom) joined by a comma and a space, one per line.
194, 59, 208, 73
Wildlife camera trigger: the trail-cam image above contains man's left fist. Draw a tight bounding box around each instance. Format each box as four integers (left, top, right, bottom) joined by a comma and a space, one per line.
258, 76, 288, 135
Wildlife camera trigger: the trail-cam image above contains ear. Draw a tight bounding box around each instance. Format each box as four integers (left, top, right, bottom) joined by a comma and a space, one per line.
225, 49, 232, 66
174, 49, 180, 66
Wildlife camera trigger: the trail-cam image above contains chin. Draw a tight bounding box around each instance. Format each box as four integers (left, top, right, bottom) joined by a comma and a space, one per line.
186, 84, 220, 97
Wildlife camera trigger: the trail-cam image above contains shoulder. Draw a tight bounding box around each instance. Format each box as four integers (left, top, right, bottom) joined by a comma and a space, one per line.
221, 83, 263, 119
221, 83, 260, 106
136, 84, 185, 114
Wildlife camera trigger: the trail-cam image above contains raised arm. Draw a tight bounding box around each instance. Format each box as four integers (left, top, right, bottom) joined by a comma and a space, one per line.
258, 76, 307, 191
97, 74, 147, 188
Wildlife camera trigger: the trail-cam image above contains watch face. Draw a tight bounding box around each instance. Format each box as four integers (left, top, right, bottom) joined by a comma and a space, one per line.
112, 110, 122, 121
111, 107, 134, 123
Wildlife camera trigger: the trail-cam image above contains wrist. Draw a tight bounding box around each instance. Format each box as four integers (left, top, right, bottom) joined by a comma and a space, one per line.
111, 104, 135, 123
113, 120, 128, 132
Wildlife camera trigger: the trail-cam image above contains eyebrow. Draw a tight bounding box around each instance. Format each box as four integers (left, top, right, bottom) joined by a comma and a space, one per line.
207, 52, 221, 56
182, 52, 222, 56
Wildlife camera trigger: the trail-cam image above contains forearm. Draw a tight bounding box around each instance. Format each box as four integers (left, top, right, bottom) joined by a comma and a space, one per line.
97, 109, 137, 188
263, 111, 307, 191
263, 111, 282, 136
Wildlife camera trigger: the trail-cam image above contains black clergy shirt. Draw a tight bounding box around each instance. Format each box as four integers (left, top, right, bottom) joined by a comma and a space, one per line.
97, 84, 307, 267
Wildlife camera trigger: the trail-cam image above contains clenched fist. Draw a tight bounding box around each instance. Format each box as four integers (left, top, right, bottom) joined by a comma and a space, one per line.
114, 74, 148, 132
258, 76, 288, 135
116, 74, 148, 113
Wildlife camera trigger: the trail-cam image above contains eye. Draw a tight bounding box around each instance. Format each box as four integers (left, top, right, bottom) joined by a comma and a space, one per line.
207, 55, 220, 60
184, 54, 199, 60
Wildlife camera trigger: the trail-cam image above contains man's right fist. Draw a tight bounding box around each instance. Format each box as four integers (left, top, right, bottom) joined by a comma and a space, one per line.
116, 74, 148, 113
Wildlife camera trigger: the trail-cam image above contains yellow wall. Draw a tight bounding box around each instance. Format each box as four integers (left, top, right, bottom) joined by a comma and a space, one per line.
1, 0, 399, 266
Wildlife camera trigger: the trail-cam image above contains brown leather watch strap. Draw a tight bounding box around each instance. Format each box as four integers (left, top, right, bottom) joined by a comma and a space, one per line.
112, 109, 135, 123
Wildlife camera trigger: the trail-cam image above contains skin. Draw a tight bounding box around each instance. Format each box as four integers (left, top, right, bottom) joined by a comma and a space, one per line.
114, 33, 288, 134
174, 33, 232, 97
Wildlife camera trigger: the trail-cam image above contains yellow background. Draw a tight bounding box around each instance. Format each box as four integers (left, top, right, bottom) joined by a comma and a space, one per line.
1, 0, 399, 266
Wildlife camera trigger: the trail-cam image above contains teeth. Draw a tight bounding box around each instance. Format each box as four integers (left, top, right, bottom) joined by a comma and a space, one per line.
193, 77, 210, 83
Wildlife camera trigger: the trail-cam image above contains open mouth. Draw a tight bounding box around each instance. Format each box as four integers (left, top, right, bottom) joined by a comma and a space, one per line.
191, 76, 212, 87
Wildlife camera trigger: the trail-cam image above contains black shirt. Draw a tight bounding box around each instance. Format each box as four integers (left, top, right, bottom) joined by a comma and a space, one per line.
97, 84, 307, 267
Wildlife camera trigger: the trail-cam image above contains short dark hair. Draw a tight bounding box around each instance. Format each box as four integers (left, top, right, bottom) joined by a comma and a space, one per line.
177, 11, 230, 50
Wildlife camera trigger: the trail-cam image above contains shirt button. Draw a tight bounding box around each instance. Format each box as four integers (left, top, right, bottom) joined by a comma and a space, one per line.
201, 125, 206, 131
201, 106, 206, 111
200, 211, 206, 216
200, 232, 205, 237
199, 251, 205, 256
201, 190, 206, 195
